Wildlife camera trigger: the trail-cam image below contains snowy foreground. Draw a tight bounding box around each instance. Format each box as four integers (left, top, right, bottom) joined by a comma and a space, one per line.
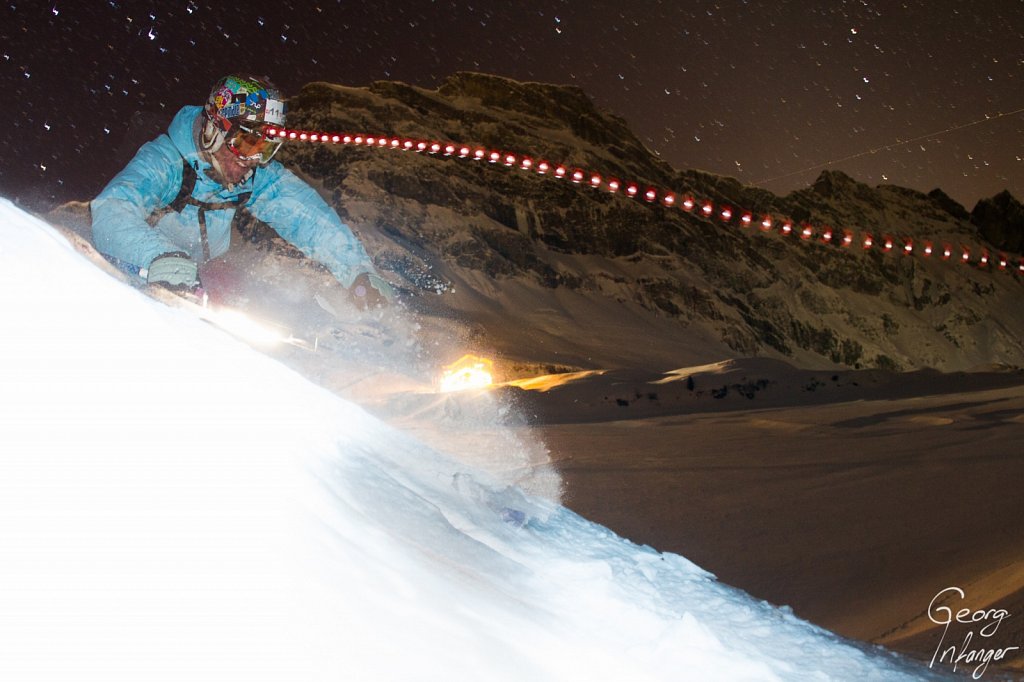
0, 199, 940, 680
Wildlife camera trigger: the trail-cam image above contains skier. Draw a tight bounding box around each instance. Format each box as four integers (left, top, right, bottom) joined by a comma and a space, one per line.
91, 74, 393, 309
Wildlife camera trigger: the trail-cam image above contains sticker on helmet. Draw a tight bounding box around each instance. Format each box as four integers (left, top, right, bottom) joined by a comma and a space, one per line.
245, 91, 266, 110
212, 86, 234, 110
219, 103, 243, 120
264, 99, 286, 125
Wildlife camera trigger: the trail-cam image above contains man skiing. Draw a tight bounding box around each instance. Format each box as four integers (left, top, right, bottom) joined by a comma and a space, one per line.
91, 74, 392, 309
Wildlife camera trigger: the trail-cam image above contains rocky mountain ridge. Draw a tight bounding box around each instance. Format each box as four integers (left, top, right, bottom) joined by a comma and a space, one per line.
59, 72, 1024, 373
270, 72, 1024, 372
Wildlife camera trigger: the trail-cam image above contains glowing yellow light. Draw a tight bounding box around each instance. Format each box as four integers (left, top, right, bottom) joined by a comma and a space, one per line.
439, 354, 494, 393
203, 308, 287, 347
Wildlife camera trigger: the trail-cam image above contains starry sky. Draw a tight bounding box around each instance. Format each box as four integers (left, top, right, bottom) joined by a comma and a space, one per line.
2, 0, 1022, 211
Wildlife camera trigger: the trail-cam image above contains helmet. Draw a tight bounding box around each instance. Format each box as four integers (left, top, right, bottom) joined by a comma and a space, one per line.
200, 75, 286, 164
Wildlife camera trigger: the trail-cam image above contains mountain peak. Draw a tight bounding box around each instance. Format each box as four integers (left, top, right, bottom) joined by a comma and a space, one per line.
810, 169, 864, 199
971, 189, 1024, 253
438, 71, 595, 114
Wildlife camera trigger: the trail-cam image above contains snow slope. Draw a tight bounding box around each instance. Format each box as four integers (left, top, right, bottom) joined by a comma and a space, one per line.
0, 198, 943, 681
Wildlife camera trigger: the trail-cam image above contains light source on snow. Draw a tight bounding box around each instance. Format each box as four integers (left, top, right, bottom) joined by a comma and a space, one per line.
203, 308, 288, 347
439, 354, 494, 393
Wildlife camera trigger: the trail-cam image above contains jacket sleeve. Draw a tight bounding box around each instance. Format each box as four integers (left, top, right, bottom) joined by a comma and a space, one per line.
246, 163, 376, 288
90, 137, 185, 272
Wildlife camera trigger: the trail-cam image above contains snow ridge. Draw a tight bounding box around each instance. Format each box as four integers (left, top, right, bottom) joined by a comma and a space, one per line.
0, 198, 941, 680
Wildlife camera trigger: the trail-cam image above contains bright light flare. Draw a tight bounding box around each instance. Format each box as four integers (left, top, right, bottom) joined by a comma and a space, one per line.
202, 308, 289, 347
439, 354, 494, 393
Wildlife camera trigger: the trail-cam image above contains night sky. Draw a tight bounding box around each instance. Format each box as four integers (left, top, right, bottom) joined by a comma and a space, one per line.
2, 0, 1022, 211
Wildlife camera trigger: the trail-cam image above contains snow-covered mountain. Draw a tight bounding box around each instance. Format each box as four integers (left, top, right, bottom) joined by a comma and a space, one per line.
0, 199, 952, 679
269, 72, 1024, 374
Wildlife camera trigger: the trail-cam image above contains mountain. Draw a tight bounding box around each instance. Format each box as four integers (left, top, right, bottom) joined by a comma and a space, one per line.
262, 71, 1024, 374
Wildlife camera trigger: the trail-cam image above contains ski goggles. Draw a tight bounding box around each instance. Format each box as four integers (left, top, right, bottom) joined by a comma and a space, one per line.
225, 123, 283, 164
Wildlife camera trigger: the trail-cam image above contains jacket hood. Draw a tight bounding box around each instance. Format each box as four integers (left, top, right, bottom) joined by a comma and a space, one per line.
167, 105, 205, 168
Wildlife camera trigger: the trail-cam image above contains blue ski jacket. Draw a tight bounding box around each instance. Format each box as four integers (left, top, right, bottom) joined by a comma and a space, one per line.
91, 105, 375, 287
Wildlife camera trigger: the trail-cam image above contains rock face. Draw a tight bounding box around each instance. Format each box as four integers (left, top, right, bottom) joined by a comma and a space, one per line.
972, 190, 1024, 254
225, 74, 1024, 370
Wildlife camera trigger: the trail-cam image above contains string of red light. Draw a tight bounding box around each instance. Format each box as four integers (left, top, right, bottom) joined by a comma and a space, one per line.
266, 126, 1023, 275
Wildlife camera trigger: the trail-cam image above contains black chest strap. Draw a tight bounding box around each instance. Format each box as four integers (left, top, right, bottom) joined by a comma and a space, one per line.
150, 159, 252, 262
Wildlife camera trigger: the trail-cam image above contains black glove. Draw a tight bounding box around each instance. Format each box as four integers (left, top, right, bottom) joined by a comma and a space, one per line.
348, 271, 394, 310
147, 252, 201, 291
